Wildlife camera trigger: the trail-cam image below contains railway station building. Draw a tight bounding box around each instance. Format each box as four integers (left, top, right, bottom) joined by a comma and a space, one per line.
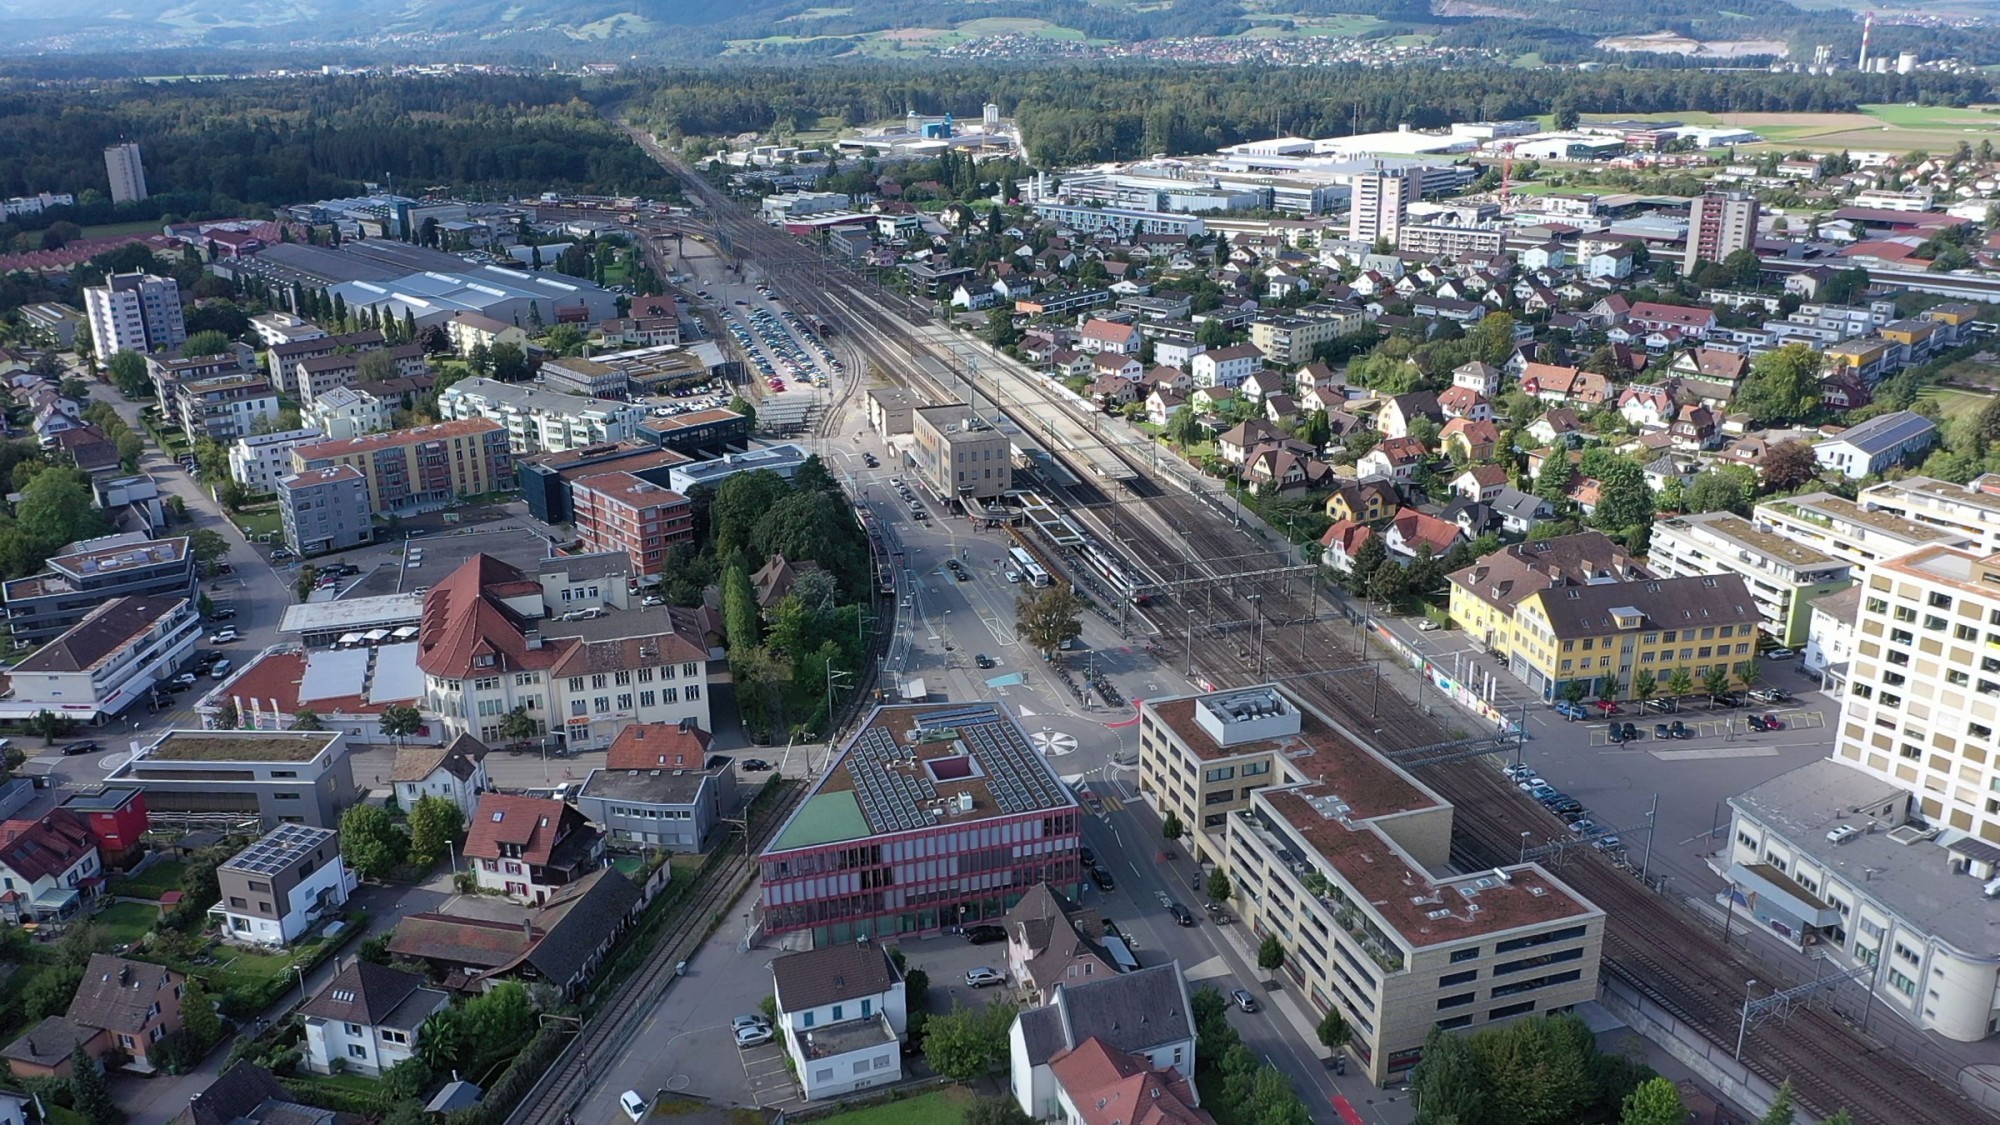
1138, 686, 1605, 1083
758, 704, 1083, 945
911, 403, 1012, 504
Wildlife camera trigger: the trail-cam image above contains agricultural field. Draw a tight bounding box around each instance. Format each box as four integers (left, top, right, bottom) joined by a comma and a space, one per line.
1582, 104, 2000, 153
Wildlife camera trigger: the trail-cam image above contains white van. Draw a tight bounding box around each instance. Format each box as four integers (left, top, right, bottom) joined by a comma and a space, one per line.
209, 659, 234, 680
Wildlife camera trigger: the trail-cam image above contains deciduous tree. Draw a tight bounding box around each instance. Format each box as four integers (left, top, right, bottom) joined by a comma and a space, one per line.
379, 703, 424, 746
108, 349, 150, 398
340, 804, 410, 879
1257, 934, 1285, 972
1409, 1025, 1481, 1125
408, 795, 466, 869
1016, 582, 1085, 657
1735, 344, 1822, 424
1760, 440, 1820, 493
922, 1000, 1015, 1082
1620, 1076, 1686, 1125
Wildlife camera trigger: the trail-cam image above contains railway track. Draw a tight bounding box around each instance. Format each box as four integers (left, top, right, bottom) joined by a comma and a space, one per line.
617, 126, 1977, 1124
508, 782, 807, 1125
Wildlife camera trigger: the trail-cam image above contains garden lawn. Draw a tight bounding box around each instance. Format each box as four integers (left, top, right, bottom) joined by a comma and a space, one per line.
207, 943, 301, 992
1917, 385, 1993, 425
808, 1088, 972, 1125
233, 505, 284, 542
94, 900, 164, 947
110, 859, 186, 901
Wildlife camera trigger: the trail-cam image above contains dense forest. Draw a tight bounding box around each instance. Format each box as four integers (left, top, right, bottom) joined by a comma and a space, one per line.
632, 64, 1994, 166
0, 75, 675, 232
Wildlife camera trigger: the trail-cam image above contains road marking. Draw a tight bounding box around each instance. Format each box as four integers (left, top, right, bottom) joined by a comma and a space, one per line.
1100, 793, 1125, 812
1650, 746, 1781, 761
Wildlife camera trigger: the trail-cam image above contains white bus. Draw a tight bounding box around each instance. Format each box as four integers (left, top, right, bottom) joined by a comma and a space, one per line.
1008, 546, 1051, 587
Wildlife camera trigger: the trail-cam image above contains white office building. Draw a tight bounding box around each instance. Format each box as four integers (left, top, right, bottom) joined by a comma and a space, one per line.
436, 377, 646, 455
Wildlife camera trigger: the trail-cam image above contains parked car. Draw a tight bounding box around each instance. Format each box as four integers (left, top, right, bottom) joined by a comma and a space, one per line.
1231, 988, 1259, 1012
1654, 723, 1671, 740
1526, 784, 1558, 802
207, 629, 240, 644
965, 967, 1005, 988
1515, 775, 1546, 792
1593, 836, 1624, 851
171, 673, 199, 689
1535, 790, 1568, 807
1748, 688, 1791, 705
1550, 798, 1584, 815
209, 659, 234, 679
1668, 721, 1691, 740
1169, 903, 1195, 926
208, 608, 236, 621
1619, 722, 1637, 742
1553, 701, 1587, 721
1567, 819, 1597, 836
1501, 763, 1536, 781
734, 1025, 774, 1048
1079, 847, 1096, 866
621, 1091, 650, 1122
1414, 620, 1441, 632
1764, 648, 1796, 661
60, 740, 101, 756
1091, 867, 1115, 890
975, 653, 995, 669
1748, 714, 1771, 732
730, 1015, 771, 1033
1607, 723, 1627, 743
964, 924, 1007, 945
1760, 713, 1784, 731
641, 595, 665, 607
1642, 698, 1676, 715
739, 759, 772, 772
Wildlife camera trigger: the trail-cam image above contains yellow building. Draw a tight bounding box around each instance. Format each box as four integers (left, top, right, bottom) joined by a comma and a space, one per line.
1445, 532, 1649, 657
1138, 686, 1604, 1084
1506, 573, 1763, 703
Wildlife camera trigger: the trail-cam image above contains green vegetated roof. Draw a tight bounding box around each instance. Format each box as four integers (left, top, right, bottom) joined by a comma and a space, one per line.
770, 790, 871, 851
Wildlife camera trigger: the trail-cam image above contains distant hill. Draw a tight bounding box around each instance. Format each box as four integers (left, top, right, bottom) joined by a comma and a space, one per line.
1, 0, 1996, 65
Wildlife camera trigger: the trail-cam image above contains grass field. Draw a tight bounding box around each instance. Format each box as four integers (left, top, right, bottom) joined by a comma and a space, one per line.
233, 504, 283, 543
1236, 13, 1389, 37
811, 1088, 972, 1125
109, 859, 187, 901
81, 219, 166, 239
1917, 386, 1992, 424
1575, 104, 2000, 154
94, 901, 165, 947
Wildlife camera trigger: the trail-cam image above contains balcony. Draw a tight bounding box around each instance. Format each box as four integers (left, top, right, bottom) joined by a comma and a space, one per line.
1238, 808, 1404, 974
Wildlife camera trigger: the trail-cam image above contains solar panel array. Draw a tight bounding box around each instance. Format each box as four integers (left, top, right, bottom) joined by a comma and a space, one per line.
959, 716, 1065, 815
227, 823, 330, 875
849, 725, 939, 833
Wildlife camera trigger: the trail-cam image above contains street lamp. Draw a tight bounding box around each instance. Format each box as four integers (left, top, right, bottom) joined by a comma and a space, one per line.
1734, 979, 1758, 1060
1518, 831, 1531, 864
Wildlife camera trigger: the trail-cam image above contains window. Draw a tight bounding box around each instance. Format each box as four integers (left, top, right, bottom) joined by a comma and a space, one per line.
831, 1004, 844, 1021
591, 674, 608, 690
594, 696, 610, 713
1436, 1015, 1474, 1031
348, 1044, 368, 1059
1205, 766, 1237, 783
1490, 1000, 1537, 1020
618, 693, 633, 711
1436, 992, 1476, 1009
1450, 947, 1480, 963
1440, 969, 1478, 986
640, 691, 656, 709
803, 1011, 815, 1028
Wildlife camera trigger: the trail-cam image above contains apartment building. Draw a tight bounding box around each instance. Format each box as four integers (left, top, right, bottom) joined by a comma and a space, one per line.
266, 330, 384, 395
759, 703, 1083, 944
1446, 533, 1651, 656
295, 344, 426, 407
539, 357, 629, 398
1249, 314, 1343, 366
414, 554, 711, 749
303, 387, 388, 441
578, 722, 736, 852
1685, 191, 1759, 270
442, 312, 528, 357
1030, 203, 1205, 239
2, 533, 197, 644
1856, 475, 2000, 555
104, 142, 148, 204
176, 374, 281, 444
1190, 344, 1265, 389
278, 465, 375, 557
0, 596, 200, 725
568, 471, 694, 578
438, 377, 645, 454
230, 428, 326, 492
211, 824, 357, 946
248, 312, 327, 349
912, 404, 1012, 503
84, 272, 184, 362
1396, 223, 1505, 258
1753, 491, 1974, 571
1138, 685, 1603, 1083
1349, 168, 1420, 245
108, 730, 357, 831
1503, 573, 1763, 702
1649, 512, 1854, 648
291, 418, 513, 516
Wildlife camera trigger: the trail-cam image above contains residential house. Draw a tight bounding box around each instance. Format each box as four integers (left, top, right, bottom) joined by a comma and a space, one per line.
58, 787, 149, 871
210, 824, 357, 947
1241, 443, 1331, 496
1378, 391, 1442, 440
175, 1063, 338, 1125
1089, 376, 1137, 409
1526, 408, 1584, 448
1049, 350, 1092, 380
1435, 386, 1491, 422
389, 734, 491, 820
463, 793, 604, 905
1814, 411, 1939, 480
1357, 436, 1428, 482
1240, 370, 1286, 405
2, 955, 185, 1077
1011, 963, 1197, 1122
1319, 520, 1376, 575
1440, 418, 1500, 465
1384, 508, 1463, 562
1324, 478, 1399, 524
301, 961, 449, 1077
1263, 393, 1299, 427
1146, 388, 1188, 428
1089, 352, 1143, 382
1489, 488, 1555, 535
0, 809, 102, 925
1047, 1038, 1212, 1125
1452, 361, 1503, 397
1451, 464, 1509, 502
1077, 320, 1140, 356
387, 867, 639, 999
1669, 404, 1719, 451
1617, 385, 1676, 430
1005, 884, 1126, 1004
1628, 302, 1717, 339
1216, 420, 1285, 466
1188, 345, 1263, 389
771, 942, 907, 1101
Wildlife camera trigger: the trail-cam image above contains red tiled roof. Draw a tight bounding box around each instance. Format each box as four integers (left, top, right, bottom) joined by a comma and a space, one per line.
1391, 507, 1461, 555
294, 417, 502, 462
1319, 519, 1373, 556
0, 809, 96, 883
416, 555, 575, 679
605, 722, 713, 770
463, 794, 578, 865
1628, 302, 1715, 327
1048, 1038, 1211, 1125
